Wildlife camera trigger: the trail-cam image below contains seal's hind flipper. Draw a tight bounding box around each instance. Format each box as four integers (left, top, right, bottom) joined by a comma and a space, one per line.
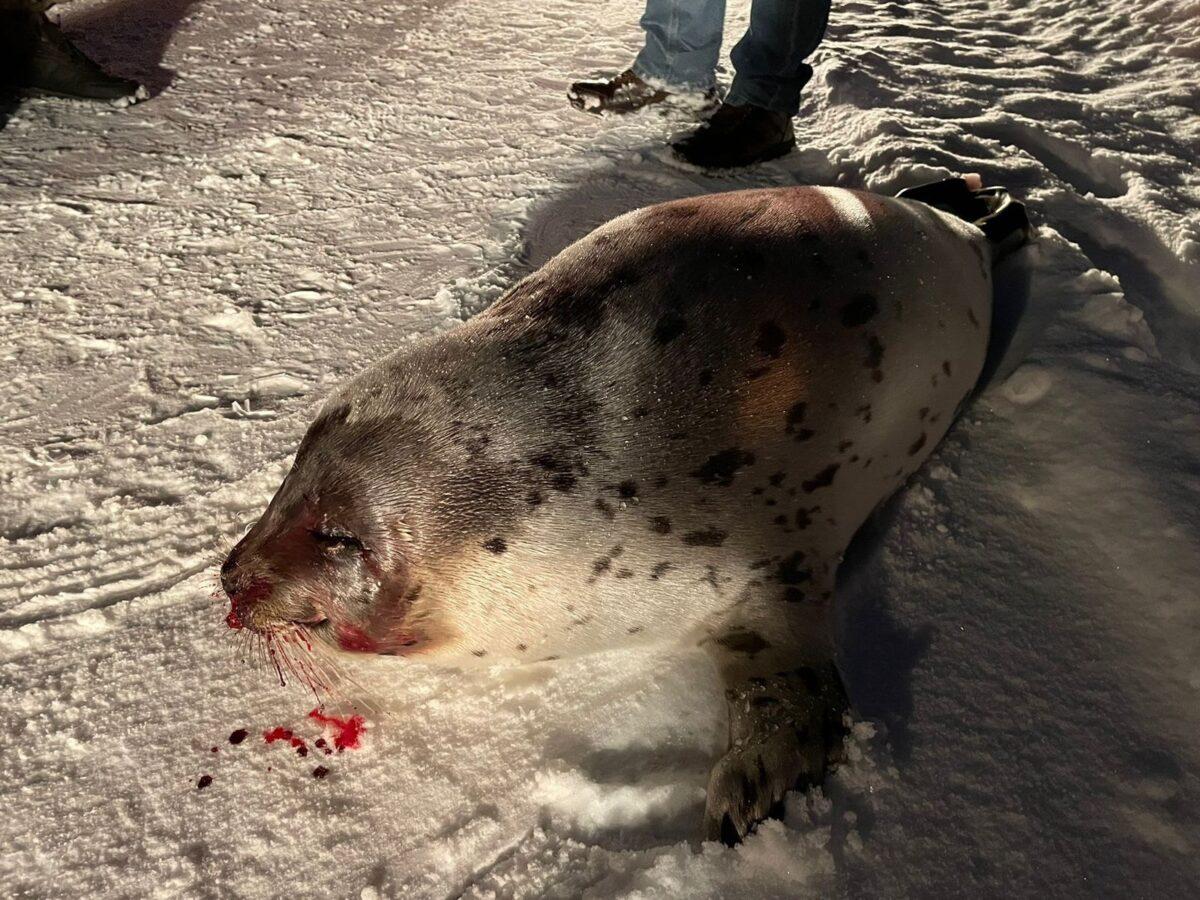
896, 177, 1033, 261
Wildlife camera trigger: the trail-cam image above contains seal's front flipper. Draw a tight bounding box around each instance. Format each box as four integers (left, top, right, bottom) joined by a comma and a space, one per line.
896, 176, 1033, 261
703, 647, 849, 845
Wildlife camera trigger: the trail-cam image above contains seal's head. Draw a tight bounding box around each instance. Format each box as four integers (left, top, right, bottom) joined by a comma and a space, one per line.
220, 392, 442, 657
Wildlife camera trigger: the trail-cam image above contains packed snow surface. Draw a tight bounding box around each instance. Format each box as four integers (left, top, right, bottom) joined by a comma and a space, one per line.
2, 0, 1199, 896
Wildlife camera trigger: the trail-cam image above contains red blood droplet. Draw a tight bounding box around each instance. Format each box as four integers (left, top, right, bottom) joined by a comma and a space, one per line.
229, 729, 248, 745
197, 775, 213, 790
312, 766, 329, 779
263, 726, 308, 755
308, 708, 367, 751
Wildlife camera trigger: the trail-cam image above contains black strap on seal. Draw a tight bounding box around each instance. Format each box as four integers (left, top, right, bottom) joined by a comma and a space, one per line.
895, 177, 1033, 261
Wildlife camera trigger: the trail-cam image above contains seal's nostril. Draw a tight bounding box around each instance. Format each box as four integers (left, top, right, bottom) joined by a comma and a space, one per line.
220, 553, 240, 599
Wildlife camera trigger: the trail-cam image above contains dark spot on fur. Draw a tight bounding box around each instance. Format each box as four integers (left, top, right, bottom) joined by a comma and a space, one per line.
471, 650, 487, 657
785, 402, 807, 433
802, 463, 840, 493
654, 313, 687, 345
942, 360, 952, 376
649, 562, 673, 580
627, 625, 644, 634
650, 516, 672, 535
527, 490, 545, 507
769, 471, 786, 487
773, 514, 788, 526
782, 587, 807, 603
691, 448, 755, 486
592, 557, 612, 576
919, 407, 929, 421
776, 551, 812, 585
516, 643, 527, 651
698, 368, 713, 387
745, 366, 770, 380
633, 405, 650, 419
794, 428, 816, 442
595, 499, 616, 520
752, 487, 764, 496
749, 558, 773, 570
617, 480, 638, 500
795, 508, 812, 529
930, 412, 942, 423
755, 321, 787, 359
683, 529, 728, 547
841, 293, 879, 327
654, 475, 669, 488
616, 568, 635, 579
856, 403, 872, 423
872, 369, 884, 383
715, 629, 771, 657
483, 537, 507, 554
838, 440, 854, 452
551, 473, 577, 492
864, 335, 884, 370
968, 308, 980, 328
908, 433, 927, 455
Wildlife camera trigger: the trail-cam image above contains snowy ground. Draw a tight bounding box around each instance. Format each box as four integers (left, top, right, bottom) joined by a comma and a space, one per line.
2, 0, 1199, 896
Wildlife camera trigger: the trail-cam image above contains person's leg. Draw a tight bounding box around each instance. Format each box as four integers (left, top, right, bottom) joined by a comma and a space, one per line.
0, 0, 144, 100
726, 0, 831, 115
632, 0, 728, 90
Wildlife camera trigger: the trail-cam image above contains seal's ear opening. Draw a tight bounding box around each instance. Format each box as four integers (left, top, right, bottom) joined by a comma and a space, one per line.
896, 177, 1033, 261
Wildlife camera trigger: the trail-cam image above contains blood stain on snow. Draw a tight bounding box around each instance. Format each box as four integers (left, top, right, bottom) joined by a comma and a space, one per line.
308, 708, 366, 751
312, 766, 330, 779
263, 726, 310, 757
210, 746, 219, 753
229, 728, 249, 745
197, 775, 213, 790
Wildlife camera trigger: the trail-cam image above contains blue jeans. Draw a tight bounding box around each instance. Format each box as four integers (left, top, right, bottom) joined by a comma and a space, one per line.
632, 0, 831, 116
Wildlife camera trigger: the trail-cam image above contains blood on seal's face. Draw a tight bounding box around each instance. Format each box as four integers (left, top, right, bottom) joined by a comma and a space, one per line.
220, 403, 434, 657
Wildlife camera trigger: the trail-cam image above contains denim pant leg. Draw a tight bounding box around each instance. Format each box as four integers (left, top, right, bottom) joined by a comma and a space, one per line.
726, 0, 831, 115
632, 0, 727, 90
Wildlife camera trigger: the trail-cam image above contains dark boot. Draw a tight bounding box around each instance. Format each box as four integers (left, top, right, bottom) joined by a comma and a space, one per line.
670, 102, 795, 169
568, 68, 670, 115
568, 68, 718, 117
0, 9, 143, 101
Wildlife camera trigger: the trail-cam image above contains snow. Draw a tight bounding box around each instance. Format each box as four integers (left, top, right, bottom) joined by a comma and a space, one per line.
2, 0, 1198, 896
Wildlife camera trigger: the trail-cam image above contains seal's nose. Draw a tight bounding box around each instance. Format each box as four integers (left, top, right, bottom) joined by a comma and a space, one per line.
220, 552, 240, 600
221, 549, 272, 629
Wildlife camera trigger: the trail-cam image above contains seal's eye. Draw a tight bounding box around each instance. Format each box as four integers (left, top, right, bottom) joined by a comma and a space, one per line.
312, 529, 364, 554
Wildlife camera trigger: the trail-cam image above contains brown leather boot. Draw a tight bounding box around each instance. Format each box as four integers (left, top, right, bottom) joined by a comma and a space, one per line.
670, 102, 796, 169
0, 9, 143, 101
568, 69, 671, 115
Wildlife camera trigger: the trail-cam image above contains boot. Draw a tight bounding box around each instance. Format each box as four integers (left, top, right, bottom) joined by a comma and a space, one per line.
568, 68, 669, 115
0, 9, 143, 101
568, 68, 717, 117
671, 102, 795, 169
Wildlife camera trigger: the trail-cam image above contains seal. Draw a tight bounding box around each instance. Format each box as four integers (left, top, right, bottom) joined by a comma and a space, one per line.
220, 176, 1030, 844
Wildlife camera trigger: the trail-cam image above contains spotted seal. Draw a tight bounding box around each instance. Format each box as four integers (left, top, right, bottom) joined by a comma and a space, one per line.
221, 175, 1030, 843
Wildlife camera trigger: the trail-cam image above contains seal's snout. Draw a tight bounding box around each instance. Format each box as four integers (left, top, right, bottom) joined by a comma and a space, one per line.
221, 548, 273, 630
